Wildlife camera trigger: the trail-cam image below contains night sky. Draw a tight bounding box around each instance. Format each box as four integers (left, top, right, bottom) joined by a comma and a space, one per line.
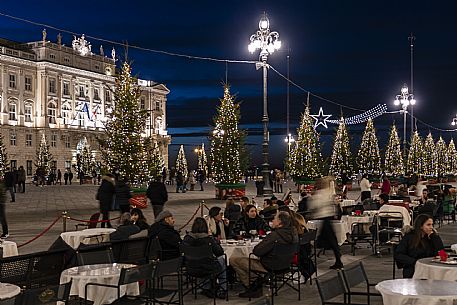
1, 1, 457, 168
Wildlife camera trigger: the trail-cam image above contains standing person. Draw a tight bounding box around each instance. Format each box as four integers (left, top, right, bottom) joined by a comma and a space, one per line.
13, 168, 19, 193
4, 168, 15, 202
189, 170, 196, 191
0, 181, 8, 238
380, 175, 391, 195
360, 174, 372, 201
64, 170, 69, 185
96, 174, 115, 228
79, 170, 84, 185
68, 170, 73, 185
197, 169, 206, 191
146, 176, 168, 218
56, 169, 62, 185
115, 178, 132, 214
17, 166, 26, 193
176, 171, 184, 193
92, 169, 97, 185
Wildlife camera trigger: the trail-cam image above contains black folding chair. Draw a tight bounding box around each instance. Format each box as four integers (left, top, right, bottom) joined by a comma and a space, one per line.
146, 257, 183, 305
374, 211, 403, 256
14, 280, 72, 305
340, 262, 381, 305
316, 274, 347, 305
76, 248, 114, 266
147, 236, 163, 262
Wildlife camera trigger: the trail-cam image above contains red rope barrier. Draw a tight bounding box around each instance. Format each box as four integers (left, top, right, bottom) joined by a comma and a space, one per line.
67, 216, 120, 223
178, 205, 201, 231
17, 216, 62, 248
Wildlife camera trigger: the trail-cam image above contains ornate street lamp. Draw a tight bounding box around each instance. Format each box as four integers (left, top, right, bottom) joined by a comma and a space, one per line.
248, 13, 281, 195
451, 114, 457, 127
394, 84, 416, 156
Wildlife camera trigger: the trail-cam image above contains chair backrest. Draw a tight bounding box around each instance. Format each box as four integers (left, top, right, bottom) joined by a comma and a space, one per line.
153, 257, 183, 278
117, 237, 149, 264
300, 230, 316, 244
0, 298, 15, 305
266, 242, 297, 271
377, 211, 404, 228
119, 263, 154, 285
341, 262, 368, 290
76, 248, 114, 266
88, 213, 101, 229
316, 274, 346, 304
180, 242, 214, 261
147, 237, 163, 261
14, 280, 72, 305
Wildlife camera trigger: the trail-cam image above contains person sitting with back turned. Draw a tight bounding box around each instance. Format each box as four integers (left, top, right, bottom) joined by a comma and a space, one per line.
148, 210, 182, 260
110, 212, 140, 241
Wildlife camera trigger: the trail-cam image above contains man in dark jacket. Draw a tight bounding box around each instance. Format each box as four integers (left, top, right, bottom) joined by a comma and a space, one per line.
96, 174, 115, 228
230, 211, 298, 298
146, 177, 168, 218
115, 178, 132, 213
4, 168, 15, 202
148, 210, 181, 260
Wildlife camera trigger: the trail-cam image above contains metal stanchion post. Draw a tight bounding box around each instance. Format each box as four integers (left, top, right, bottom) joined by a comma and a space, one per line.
200, 200, 205, 218
62, 211, 68, 232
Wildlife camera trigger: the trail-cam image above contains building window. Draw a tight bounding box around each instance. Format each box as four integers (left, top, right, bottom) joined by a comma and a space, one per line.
51, 160, 57, 170
94, 88, 100, 100
9, 103, 17, 121
140, 97, 146, 110
65, 135, 71, 148
25, 104, 32, 122
49, 53, 56, 59
105, 90, 111, 103
79, 86, 85, 98
10, 132, 16, 146
65, 161, 71, 170
63, 82, 70, 96
64, 57, 70, 63
155, 101, 161, 111
26, 160, 33, 176
10, 160, 17, 170
9, 74, 16, 89
62, 104, 71, 124
78, 112, 84, 127
48, 103, 57, 124
51, 133, 57, 147
49, 78, 56, 94
26, 134, 32, 146
25, 75, 32, 91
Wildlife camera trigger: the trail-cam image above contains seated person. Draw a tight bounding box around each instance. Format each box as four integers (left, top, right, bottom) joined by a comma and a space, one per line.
207, 207, 230, 240
233, 204, 269, 237
239, 196, 250, 212
394, 214, 444, 278
224, 197, 241, 222
378, 194, 411, 226
259, 199, 277, 220
297, 191, 309, 215
182, 217, 227, 299
418, 188, 431, 205
110, 212, 140, 241
416, 189, 436, 217
130, 208, 149, 230
230, 211, 298, 298
148, 210, 182, 260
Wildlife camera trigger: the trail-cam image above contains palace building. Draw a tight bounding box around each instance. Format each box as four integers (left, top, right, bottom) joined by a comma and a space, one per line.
0, 30, 170, 179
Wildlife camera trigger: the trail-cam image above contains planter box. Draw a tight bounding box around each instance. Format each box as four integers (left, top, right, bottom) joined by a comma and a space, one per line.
295, 179, 316, 193
129, 187, 148, 209
215, 184, 246, 200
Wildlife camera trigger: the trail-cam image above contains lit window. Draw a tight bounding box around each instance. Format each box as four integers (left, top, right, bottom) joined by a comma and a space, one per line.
26, 134, 32, 146
9, 103, 17, 121
49, 78, 56, 94
10, 132, 16, 146
63, 82, 70, 96
25, 104, 32, 122
9, 74, 16, 89
62, 104, 71, 124
25, 75, 32, 91
48, 103, 56, 124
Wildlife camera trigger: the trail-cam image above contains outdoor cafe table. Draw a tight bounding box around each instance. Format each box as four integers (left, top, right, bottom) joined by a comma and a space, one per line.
60, 228, 115, 249
59, 263, 139, 305
307, 220, 349, 246
413, 257, 457, 281
340, 199, 356, 208
376, 278, 457, 305
0, 241, 18, 257
341, 215, 373, 234
221, 240, 259, 265
0, 282, 21, 301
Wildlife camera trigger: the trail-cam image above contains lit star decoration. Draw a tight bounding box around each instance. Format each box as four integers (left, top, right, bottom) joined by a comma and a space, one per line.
310, 107, 332, 129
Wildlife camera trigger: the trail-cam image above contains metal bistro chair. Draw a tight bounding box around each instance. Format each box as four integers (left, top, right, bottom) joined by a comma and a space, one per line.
14, 280, 72, 305
349, 222, 374, 256
297, 230, 318, 285
340, 262, 381, 305
76, 248, 114, 266
316, 273, 347, 305
374, 211, 403, 256
147, 257, 183, 305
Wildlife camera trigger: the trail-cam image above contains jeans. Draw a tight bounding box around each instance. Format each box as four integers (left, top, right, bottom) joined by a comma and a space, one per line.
202, 256, 227, 290
0, 203, 8, 235
230, 256, 267, 287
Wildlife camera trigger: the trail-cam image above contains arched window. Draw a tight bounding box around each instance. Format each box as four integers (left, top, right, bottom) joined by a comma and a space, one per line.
48, 102, 57, 124
8, 101, 17, 121
62, 103, 71, 125
24, 100, 33, 123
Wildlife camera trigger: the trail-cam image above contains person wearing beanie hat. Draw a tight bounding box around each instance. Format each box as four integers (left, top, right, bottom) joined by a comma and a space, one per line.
206, 206, 229, 240
148, 210, 181, 260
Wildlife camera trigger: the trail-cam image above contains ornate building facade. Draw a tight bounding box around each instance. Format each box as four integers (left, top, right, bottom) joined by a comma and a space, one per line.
0, 32, 170, 179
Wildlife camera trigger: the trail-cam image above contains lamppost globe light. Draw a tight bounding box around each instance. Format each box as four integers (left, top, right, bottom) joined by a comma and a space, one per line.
259, 18, 269, 30
394, 99, 400, 106
452, 121, 456, 126
410, 98, 416, 105
401, 85, 409, 95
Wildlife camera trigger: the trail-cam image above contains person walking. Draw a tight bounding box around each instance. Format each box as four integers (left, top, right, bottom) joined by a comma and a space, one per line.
146, 177, 168, 218
96, 174, 116, 228
0, 181, 9, 238
17, 166, 26, 193
197, 169, 206, 191
64, 170, 69, 185
56, 169, 62, 185
4, 168, 15, 202
360, 173, 372, 202
68, 170, 73, 185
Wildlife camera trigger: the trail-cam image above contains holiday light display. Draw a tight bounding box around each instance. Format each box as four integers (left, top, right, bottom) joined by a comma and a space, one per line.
407, 131, 424, 175
356, 119, 381, 174
288, 106, 322, 180
35, 134, 54, 175
196, 143, 208, 176
423, 133, 436, 176
145, 138, 164, 179
0, 133, 8, 177
175, 145, 188, 179
447, 139, 457, 176
329, 118, 353, 177
210, 86, 243, 184
384, 124, 404, 176
78, 145, 94, 175
326, 104, 388, 126
435, 136, 447, 178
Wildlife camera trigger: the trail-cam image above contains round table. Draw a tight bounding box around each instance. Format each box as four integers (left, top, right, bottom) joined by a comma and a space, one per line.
376, 278, 457, 305
60, 228, 115, 249
221, 240, 259, 265
60, 263, 139, 305
413, 257, 457, 281
0, 282, 21, 300
341, 215, 373, 233
0, 241, 18, 257
307, 220, 349, 245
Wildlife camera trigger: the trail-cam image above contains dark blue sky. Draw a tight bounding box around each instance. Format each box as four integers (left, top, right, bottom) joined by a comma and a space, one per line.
1, 1, 457, 168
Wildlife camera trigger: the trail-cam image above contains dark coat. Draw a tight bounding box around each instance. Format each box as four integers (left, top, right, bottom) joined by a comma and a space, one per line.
259, 205, 278, 220
182, 233, 223, 276
224, 204, 241, 222
110, 224, 141, 241
253, 226, 298, 268
96, 176, 115, 212
148, 221, 181, 260
4, 171, 14, 187
395, 231, 444, 278
146, 181, 168, 205
233, 215, 269, 236
115, 181, 132, 209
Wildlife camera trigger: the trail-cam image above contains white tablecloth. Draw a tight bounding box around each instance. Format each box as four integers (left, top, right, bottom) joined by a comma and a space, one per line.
60, 263, 139, 305
0, 282, 20, 300
60, 228, 115, 249
307, 220, 349, 245
376, 279, 457, 305
413, 257, 457, 281
451, 244, 457, 253
0, 241, 18, 257
340, 200, 356, 207
222, 240, 259, 265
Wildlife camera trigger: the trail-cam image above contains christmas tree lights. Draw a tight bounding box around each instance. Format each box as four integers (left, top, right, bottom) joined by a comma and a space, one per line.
356, 119, 381, 175
434, 136, 447, 178
423, 133, 436, 177
383, 124, 404, 176
407, 131, 424, 175
329, 118, 353, 177
197, 143, 208, 176
35, 134, 54, 175
210, 85, 243, 184
0, 133, 8, 177
447, 139, 457, 176
288, 106, 322, 180
175, 145, 188, 180
145, 138, 164, 179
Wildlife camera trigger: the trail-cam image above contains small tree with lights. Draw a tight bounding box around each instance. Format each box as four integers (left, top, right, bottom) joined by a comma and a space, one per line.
435, 136, 447, 179
384, 124, 404, 176
407, 131, 424, 176
287, 106, 322, 181
0, 133, 8, 177
423, 133, 436, 177
356, 118, 381, 175
175, 145, 188, 180
329, 118, 353, 178
144, 138, 164, 179
35, 134, 54, 175
447, 139, 457, 177
196, 143, 208, 176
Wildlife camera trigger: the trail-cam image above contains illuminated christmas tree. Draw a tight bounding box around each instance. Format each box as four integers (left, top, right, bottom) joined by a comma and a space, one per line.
384, 124, 404, 176
197, 143, 208, 176
79, 144, 94, 175
329, 118, 353, 177
145, 138, 164, 179
210, 85, 243, 184
356, 119, 381, 175
435, 136, 447, 178
287, 106, 322, 180
35, 134, 54, 175
0, 133, 8, 177
99, 62, 149, 184
423, 133, 436, 177
447, 139, 457, 176
175, 145, 188, 179
407, 131, 423, 175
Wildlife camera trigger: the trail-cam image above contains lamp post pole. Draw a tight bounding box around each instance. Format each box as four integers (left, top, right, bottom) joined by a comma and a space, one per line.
249, 13, 281, 196
394, 84, 416, 156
